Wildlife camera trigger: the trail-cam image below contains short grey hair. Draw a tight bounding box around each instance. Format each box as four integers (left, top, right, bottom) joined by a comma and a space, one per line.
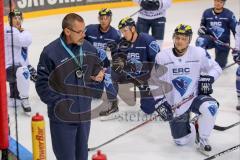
62, 13, 84, 29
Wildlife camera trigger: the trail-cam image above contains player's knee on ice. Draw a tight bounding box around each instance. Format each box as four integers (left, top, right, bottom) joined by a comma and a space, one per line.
173, 123, 196, 146
170, 112, 195, 146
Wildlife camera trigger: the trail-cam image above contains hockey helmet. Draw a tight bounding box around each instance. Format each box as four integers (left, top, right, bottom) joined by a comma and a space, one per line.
8, 9, 23, 19
174, 24, 193, 37
118, 17, 135, 30
98, 8, 112, 17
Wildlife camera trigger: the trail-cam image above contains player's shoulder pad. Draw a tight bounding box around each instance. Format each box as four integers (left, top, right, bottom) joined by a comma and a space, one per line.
223, 8, 234, 14
139, 32, 155, 42
203, 8, 212, 15
109, 26, 121, 37
85, 24, 99, 33
5, 26, 20, 34
193, 46, 211, 59
155, 48, 171, 63
139, 33, 160, 52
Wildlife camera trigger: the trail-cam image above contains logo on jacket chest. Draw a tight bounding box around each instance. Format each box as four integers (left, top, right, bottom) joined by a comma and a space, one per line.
60, 57, 69, 63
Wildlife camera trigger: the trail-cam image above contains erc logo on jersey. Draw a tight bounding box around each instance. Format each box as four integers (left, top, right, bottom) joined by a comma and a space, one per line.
127, 52, 140, 60
172, 67, 190, 75
172, 76, 192, 96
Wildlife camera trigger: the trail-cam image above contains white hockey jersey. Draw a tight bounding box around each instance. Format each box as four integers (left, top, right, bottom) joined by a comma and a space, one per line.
235, 22, 240, 50
4, 26, 32, 68
133, 0, 172, 20
152, 46, 222, 116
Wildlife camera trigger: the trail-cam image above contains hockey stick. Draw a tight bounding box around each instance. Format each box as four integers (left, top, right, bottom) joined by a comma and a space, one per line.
88, 93, 194, 151
222, 62, 237, 70
121, 70, 144, 86
8, 1, 20, 159
214, 121, 240, 131
203, 144, 240, 160
207, 34, 237, 70
209, 35, 235, 51
129, 8, 143, 17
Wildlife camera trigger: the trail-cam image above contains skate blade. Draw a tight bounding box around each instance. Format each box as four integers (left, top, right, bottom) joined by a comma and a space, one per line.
100, 112, 120, 121
197, 147, 210, 157
23, 111, 32, 117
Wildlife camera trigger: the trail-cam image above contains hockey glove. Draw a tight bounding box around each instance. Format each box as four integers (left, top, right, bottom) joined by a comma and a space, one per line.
112, 57, 126, 73
197, 25, 209, 36
198, 75, 214, 95
155, 98, 173, 121
118, 39, 132, 52
106, 41, 118, 54
125, 59, 143, 74
232, 49, 240, 64
112, 53, 137, 73
140, 0, 160, 11
27, 65, 37, 82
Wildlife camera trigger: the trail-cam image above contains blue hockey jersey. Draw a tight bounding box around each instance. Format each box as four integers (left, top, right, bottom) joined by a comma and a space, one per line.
121, 32, 159, 63
85, 24, 121, 50
85, 24, 121, 68
200, 8, 237, 43
115, 33, 160, 78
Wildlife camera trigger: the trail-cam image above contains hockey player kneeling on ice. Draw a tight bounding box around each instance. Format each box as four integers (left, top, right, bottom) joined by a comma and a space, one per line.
150, 24, 222, 154
99, 17, 160, 120
4, 9, 32, 115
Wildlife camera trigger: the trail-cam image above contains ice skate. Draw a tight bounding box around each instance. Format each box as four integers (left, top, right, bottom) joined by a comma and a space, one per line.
236, 105, 240, 111
99, 100, 119, 121
196, 137, 212, 157
192, 117, 211, 156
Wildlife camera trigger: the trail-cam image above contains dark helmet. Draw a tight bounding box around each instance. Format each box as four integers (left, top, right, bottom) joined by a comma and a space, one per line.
8, 9, 23, 19
118, 17, 135, 30
174, 24, 193, 37
98, 8, 112, 17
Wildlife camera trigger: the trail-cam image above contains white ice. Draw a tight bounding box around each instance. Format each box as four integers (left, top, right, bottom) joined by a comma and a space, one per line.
6, 0, 240, 159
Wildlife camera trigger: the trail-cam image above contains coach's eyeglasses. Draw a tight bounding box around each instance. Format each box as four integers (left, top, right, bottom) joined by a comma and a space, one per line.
67, 27, 86, 35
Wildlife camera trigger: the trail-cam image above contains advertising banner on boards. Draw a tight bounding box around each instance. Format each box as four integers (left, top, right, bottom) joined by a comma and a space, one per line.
4, 0, 130, 15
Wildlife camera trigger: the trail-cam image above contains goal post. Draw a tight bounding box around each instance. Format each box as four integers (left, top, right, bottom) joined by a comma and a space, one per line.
0, 0, 9, 151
